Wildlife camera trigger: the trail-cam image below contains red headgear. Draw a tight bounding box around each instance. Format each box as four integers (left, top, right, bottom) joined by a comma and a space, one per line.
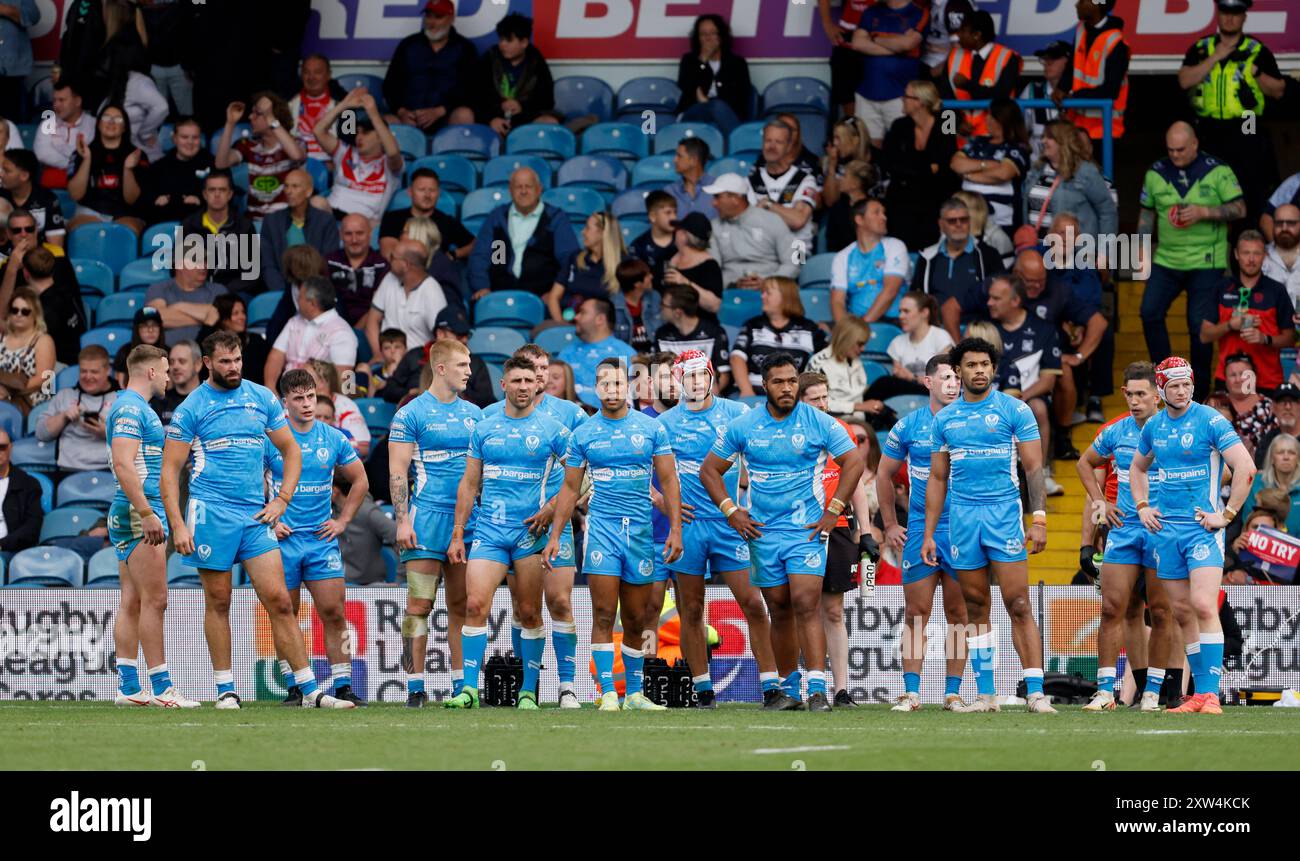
1154, 356, 1193, 401
672, 349, 715, 381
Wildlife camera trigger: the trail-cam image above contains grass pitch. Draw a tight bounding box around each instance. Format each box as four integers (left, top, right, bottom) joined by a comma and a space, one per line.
2, 701, 1296, 770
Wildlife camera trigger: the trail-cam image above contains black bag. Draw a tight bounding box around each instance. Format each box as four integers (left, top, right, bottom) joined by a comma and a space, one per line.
1015, 672, 1096, 705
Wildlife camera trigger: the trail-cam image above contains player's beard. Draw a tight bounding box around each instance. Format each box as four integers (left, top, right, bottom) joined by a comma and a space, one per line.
963, 375, 990, 395
210, 369, 242, 390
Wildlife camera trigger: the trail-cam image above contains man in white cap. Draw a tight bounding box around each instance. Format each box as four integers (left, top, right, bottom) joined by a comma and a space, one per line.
705, 173, 799, 291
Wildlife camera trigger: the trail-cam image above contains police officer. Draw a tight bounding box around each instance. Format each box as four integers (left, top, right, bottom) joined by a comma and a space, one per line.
1178, 0, 1288, 228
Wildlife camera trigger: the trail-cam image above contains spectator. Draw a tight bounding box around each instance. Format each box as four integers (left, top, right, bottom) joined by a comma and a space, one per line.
264, 275, 357, 386
1255, 383, 1300, 469
214, 93, 306, 222
1262, 173, 1300, 242
557, 296, 637, 406
1226, 505, 1287, 585
0, 116, 21, 152
1022, 119, 1118, 243
0, 149, 67, 247
195, 294, 269, 389
112, 305, 166, 387
264, 243, 329, 350
67, 104, 146, 236
674, 14, 751, 135
327, 213, 390, 333
1055, 0, 1130, 142
311, 87, 405, 226
749, 119, 819, 248
378, 306, 494, 409
942, 10, 1022, 136
397, 216, 465, 313
663, 211, 722, 319
545, 357, 578, 404
1201, 230, 1294, 394
950, 97, 1031, 230
822, 117, 874, 211
1021, 40, 1070, 159
612, 258, 659, 354
36, 344, 118, 474
105, 65, 169, 164
260, 168, 341, 296
139, 0, 198, 118
920, 0, 973, 78
5, 246, 86, 367
150, 339, 199, 423
142, 117, 215, 225
306, 358, 370, 458
467, 167, 579, 301
851, 0, 927, 147
955, 189, 1014, 269
368, 329, 408, 398
145, 258, 226, 344
367, 238, 448, 351
381, 0, 478, 131
546, 211, 624, 324
731, 276, 827, 397
1240, 434, 1300, 537
57, 0, 108, 106
0, 286, 55, 413
179, 169, 259, 287
888, 291, 954, 389
807, 316, 878, 421
706, 173, 798, 290
627, 191, 677, 294
1223, 351, 1276, 456
379, 167, 474, 261
473, 13, 559, 136
1262, 204, 1300, 301
0, 0, 36, 122
335, 486, 396, 585
288, 53, 342, 163
760, 113, 825, 184
912, 196, 1004, 340
880, 79, 960, 251
34, 78, 97, 189
0, 426, 41, 558
665, 137, 716, 221
823, 158, 881, 254
817, 0, 871, 118
652, 284, 729, 391
1139, 121, 1245, 401
831, 197, 911, 325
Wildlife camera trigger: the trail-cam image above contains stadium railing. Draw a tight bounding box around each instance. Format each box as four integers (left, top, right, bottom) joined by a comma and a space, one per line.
942, 98, 1115, 181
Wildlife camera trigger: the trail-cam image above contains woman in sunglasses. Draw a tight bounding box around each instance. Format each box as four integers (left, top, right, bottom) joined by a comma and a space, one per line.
0, 287, 56, 415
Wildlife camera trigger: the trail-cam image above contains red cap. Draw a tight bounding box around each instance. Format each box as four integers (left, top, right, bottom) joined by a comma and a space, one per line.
424, 0, 454, 16
672, 349, 715, 380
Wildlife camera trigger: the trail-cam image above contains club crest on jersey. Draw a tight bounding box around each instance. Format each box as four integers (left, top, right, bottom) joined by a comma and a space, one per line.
638, 559, 653, 577
463, 417, 476, 429
590, 550, 604, 566
631, 433, 645, 449
559, 541, 574, 561
197, 544, 212, 561
1192, 542, 1211, 562
791, 433, 805, 449
326, 553, 342, 570
803, 551, 822, 567
950, 544, 960, 559
1005, 537, 1023, 554
735, 543, 750, 562
316, 447, 331, 463
984, 414, 999, 428
525, 434, 540, 452
716, 424, 728, 438
1181, 432, 1194, 448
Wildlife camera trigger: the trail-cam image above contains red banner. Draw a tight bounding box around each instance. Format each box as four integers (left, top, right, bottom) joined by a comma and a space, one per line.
1239, 525, 1300, 583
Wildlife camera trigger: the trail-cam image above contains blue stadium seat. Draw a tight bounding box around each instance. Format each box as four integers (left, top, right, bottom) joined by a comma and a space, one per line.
247, 291, 282, 327
387, 189, 411, 212
863, 360, 890, 385
17, 122, 35, 148
482, 154, 552, 190
166, 552, 202, 587
93, 292, 144, 326
885, 394, 929, 419
408, 154, 477, 195
631, 154, 676, 190
507, 124, 577, 162
709, 155, 755, 179
0, 400, 20, 441
389, 124, 429, 160
554, 76, 615, 123
795, 114, 828, 157
557, 155, 628, 196
761, 78, 832, 116
461, 187, 511, 235
86, 546, 121, 588
468, 327, 527, 364
81, 326, 132, 353
474, 290, 545, 331
54, 189, 74, 220
209, 124, 251, 153
611, 188, 650, 220
541, 187, 605, 221
729, 122, 766, 156
800, 288, 832, 323
11, 437, 54, 472
534, 326, 576, 356
39, 506, 102, 544
303, 157, 331, 192
71, 259, 114, 297
334, 73, 387, 112
32, 471, 53, 513
798, 252, 838, 289
654, 123, 725, 158
432, 124, 500, 161
486, 362, 502, 401
26, 399, 53, 436
68, 224, 138, 275
56, 365, 79, 389
616, 77, 681, 118
7, 546, 83, 588
82, 295, 101, 318
141, 221, 181, 254
865, 323, 902, 360
580, 122, 650, 162
56, 470, 115, 510
720, 290, 764, 327
118, 257, 166, 291
354, 398, 396, 437
619, 217, 649, 246
231, 162, 250, 194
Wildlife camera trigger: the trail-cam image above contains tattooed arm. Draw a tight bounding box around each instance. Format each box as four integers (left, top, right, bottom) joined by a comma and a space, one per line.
1020, 438, 1048, 553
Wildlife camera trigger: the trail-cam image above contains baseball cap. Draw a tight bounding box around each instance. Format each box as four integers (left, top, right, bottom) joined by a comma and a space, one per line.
1216, 0, 1251, 11
1274, 383, 1300, 402
423, 0, 455, 16
671, 211, 712, 242
133, 306, 162, 327
702, 173, 750, 197
435, 306, 470, 336
1034, 40, 1073, 60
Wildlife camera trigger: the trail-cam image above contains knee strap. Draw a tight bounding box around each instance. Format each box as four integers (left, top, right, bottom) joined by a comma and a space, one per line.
402, 615, 429, 638
407, 570, 441, 602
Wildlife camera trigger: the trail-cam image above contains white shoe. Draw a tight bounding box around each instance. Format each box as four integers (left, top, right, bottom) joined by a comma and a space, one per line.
1026, 692, 1058, 714
114, 689, 152, 707
1044, 475, 1065, 496
1139, 691, 1162, 712
1069, 410, 1088, 426
151, 687, 201, 709
943, 694, 967, 711
623, 691, 668, 711
597, 691, 621, 712
955, 694, 1000, 713
302, 689, 356, 709
1082, 690, 1116, 712
558, 689, 582, 709
891, 692, 921, 712
214, 691, 242, 710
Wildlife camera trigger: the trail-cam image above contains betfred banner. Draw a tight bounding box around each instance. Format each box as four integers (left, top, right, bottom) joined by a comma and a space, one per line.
2, 586, 1297, 704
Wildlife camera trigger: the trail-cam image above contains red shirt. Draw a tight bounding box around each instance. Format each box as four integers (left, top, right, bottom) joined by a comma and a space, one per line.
1211, 275, 1294, 390
1093, 413, 1125, 504
840, 0, 875, 29
293, 90, 335, 161
822, 417, 857, 528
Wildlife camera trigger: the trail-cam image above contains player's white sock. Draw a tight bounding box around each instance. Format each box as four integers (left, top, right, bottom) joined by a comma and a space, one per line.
278, 659, 294, 691
214, 669, 235, 697
759, 671, 780, 693
330, 662, 351, 691
293, 666, 319, 696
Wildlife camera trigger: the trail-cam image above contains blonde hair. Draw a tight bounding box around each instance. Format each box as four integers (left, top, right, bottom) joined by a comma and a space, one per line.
547, 358, 578, 402
762, 276, 804, 319
7, 286, 46, 337
908, 79, 942, 115
428, 338, 469, 372
1039, 119, 1089, 181
402, 216, 443, 265
953, 190, 990, 236
1262, 433, 1300, 493
307, 358, 340, 396
964, 320, 1002, 356
826, 117, 870, 173
830, 316, 871, 363
577, 211, 626, 295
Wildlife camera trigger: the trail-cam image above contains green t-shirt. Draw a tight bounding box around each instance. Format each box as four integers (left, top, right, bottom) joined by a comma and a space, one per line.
1140, 153, 1242, 271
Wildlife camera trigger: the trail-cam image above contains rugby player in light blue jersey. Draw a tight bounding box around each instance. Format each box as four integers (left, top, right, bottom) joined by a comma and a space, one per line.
264, 370, 370, 707
445, 356, 570, 710
875, 353, 970, 712
161, 331, 352, 709
1130, 356, 1256, 715
923, 337, 1053, 714
700, 353, 863, 713
544, 357, 684, 712
485, 344, 586, 708
107, 345, 199, 708
389, 339, 483, 707
660, 350, 779, 708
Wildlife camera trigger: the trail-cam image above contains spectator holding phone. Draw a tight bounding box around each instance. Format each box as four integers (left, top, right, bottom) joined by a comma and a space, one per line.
35, 344, 118, 476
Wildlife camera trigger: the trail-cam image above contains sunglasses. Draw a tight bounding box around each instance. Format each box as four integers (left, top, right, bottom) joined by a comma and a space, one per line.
9, 306, 31, 316
943, 215, 971, 224
0, 443, 9, 451
10, 225, 34, 233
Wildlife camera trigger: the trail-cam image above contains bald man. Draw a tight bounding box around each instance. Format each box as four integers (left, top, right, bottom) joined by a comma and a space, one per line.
367, 238, 450, 349
467, 167, 580, 300
1138, 120, 1245, 400
262, 168, 342, 296
1262, 204, 1300, 301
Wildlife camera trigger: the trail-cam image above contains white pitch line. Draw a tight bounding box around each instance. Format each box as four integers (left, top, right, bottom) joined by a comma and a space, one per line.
751, 744, 850, 755
1136, 729, 1191, 735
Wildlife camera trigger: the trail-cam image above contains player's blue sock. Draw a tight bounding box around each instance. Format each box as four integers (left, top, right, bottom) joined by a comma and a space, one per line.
451, 670, 463, 697
522, 626, 545, 694
903, 671, 921, 694
945, 675, 962, 697
592, 643, 616, 694
1199, 633, 1224, 696
461, 626, 488, 691
330, 662, 351, 692
1096, 666, 1116, 694
214, 670, 235, 697
806, 670, 827, 696
408, 676, 425, 695
1023, 668, 1044, 697
279, 659, 295, 692
1144, 668, 1165, 696
147, 663, 172, 696
551, 621, 578, 686
622, 644, 645, 697
510, 622, 523, 658
693, 673, 713, 693
1185, 642, 1203, 691
759, 671, 780, 693
968, 631, 997, 696
293, 667, 319, 696
781, 670, 802, 701
116, 657, 141, 696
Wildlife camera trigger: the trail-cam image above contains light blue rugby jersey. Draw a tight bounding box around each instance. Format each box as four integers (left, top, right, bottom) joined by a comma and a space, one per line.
468, 409, 569, 525
565, 410, 672, 520
484, 393, 587, 432
1091, 415, 1162, 517
881, 403, 948, 527
389, 391, 483, 512
106, 389, 165, 506
658, 397, 748, 519
166, 380, 287, 507
1137, 402, 1241, 525
931, 389, 1040, 505
263, 420, 358, 531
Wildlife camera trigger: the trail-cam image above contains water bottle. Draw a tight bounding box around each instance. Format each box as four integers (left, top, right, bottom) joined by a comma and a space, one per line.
1092, 551, 1104, 594
858, 535, 878, 596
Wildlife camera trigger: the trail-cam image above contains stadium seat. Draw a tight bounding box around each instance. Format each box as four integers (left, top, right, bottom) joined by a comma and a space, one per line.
615, 77, 681, 118
0, 400, 21, 441
461, 187, 511, 235
86, 546, 121, 587
389, 124, 429, 160
728, 122, 766, 156
761, 78, 832, 117
56, 365, 79, 389
141, 221, 181, 254
247, 291, 282, 328
865, 323, 902, 360
486, 362, 503, 400
68, 224, 138, 275
482, 154, 552, 190
795, 114, 828, 157
798, 252, 838, 289
631, 154, 676, 190
386, 189, 411, 212
507, 124, 577, 163
71, 259, 114, 297
800, 287, 831, 323
93, 292, 144, 326
534, 326, 576, 355
885, 394, 928, 419
166, 552, 202, 587
17, 122, 35, 148
863, 360, 890, 386
39, 506, 102, 544
11, 437, 54, 471
209, 123, 251, 153
654, 123, 725, 158
82, 295, 101, 318
408, 154, 477, 195
580, 122, 650, 162
7, 546, 83, 588
709, 155, 756, 179
56, 470, 115, 510
468, 327, 527, 364
619, 217, 649, 246
611, 188, 650, 220
542, 187, 605, 221
334, 73, 387, 111
720, 289, 763, 327
432, 124, 500, 161
554, 76, 615, 123
354, 398, 396, 437
118, 257, 166, 291
26, 399, 53, 436
557, 155, 628, 198
81, 326, 132, 353
32, 471, 53, 513
474, 290, 545, 331
303, 157, 331, 192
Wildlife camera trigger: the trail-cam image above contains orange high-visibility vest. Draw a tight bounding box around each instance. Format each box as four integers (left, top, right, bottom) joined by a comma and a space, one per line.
946, 43, 1020, 137
1067, 21, 1128, 139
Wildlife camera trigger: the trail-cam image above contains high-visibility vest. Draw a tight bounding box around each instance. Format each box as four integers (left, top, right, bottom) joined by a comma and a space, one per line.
1067, 21, 1128, 139
1190, 35, 1267, 120
946, 43, 1020, 137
